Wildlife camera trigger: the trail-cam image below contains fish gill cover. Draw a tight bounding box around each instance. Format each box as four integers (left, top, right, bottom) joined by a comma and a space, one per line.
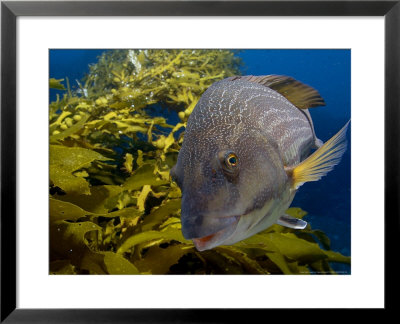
49, 49, 350, 274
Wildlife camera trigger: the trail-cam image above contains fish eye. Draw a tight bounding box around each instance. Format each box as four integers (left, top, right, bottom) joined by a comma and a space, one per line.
217, 151, 239, 176
226, 153, 238, 168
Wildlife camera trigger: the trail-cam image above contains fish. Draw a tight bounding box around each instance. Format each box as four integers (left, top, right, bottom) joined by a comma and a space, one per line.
170, 75, 349, 251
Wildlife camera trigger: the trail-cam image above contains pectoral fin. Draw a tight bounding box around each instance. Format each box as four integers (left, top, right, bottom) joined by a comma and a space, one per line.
277, 214, 307, 229
286, 121, 350, 190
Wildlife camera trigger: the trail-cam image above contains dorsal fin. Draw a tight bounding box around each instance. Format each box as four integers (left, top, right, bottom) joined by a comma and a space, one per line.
227, 75, 326, 109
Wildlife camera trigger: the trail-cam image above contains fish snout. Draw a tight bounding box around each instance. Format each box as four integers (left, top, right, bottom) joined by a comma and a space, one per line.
180, 209, 239, 240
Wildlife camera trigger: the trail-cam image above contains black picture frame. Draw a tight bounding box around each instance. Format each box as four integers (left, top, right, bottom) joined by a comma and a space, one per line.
1, 0, 398, 321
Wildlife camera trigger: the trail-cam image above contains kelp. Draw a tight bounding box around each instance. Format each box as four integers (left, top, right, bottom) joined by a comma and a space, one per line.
49, 49, 350, 275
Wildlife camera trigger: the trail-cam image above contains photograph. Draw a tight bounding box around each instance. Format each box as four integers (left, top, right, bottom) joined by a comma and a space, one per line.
49, 49, 351, 275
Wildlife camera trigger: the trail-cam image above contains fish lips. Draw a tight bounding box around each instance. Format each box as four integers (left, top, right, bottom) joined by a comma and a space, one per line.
183, 215, 240, 251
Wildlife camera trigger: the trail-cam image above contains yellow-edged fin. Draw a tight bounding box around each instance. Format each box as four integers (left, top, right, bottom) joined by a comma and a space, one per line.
286, 121, 350, 189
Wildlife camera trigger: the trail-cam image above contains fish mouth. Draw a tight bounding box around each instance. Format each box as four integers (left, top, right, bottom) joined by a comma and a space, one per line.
192, 215, 240, 251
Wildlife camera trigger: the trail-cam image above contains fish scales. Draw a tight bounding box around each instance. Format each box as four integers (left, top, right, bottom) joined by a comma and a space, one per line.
187, 79, 314, 167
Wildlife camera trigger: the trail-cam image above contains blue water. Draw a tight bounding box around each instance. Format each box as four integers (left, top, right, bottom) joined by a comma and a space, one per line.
49, 49, 107, 102
50, 49, 351, 273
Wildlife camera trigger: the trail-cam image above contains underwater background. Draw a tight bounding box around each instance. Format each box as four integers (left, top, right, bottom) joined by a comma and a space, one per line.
49, 49, 350, 274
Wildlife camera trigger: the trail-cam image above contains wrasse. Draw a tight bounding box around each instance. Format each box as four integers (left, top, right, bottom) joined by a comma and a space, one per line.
171, 75, 349, 251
